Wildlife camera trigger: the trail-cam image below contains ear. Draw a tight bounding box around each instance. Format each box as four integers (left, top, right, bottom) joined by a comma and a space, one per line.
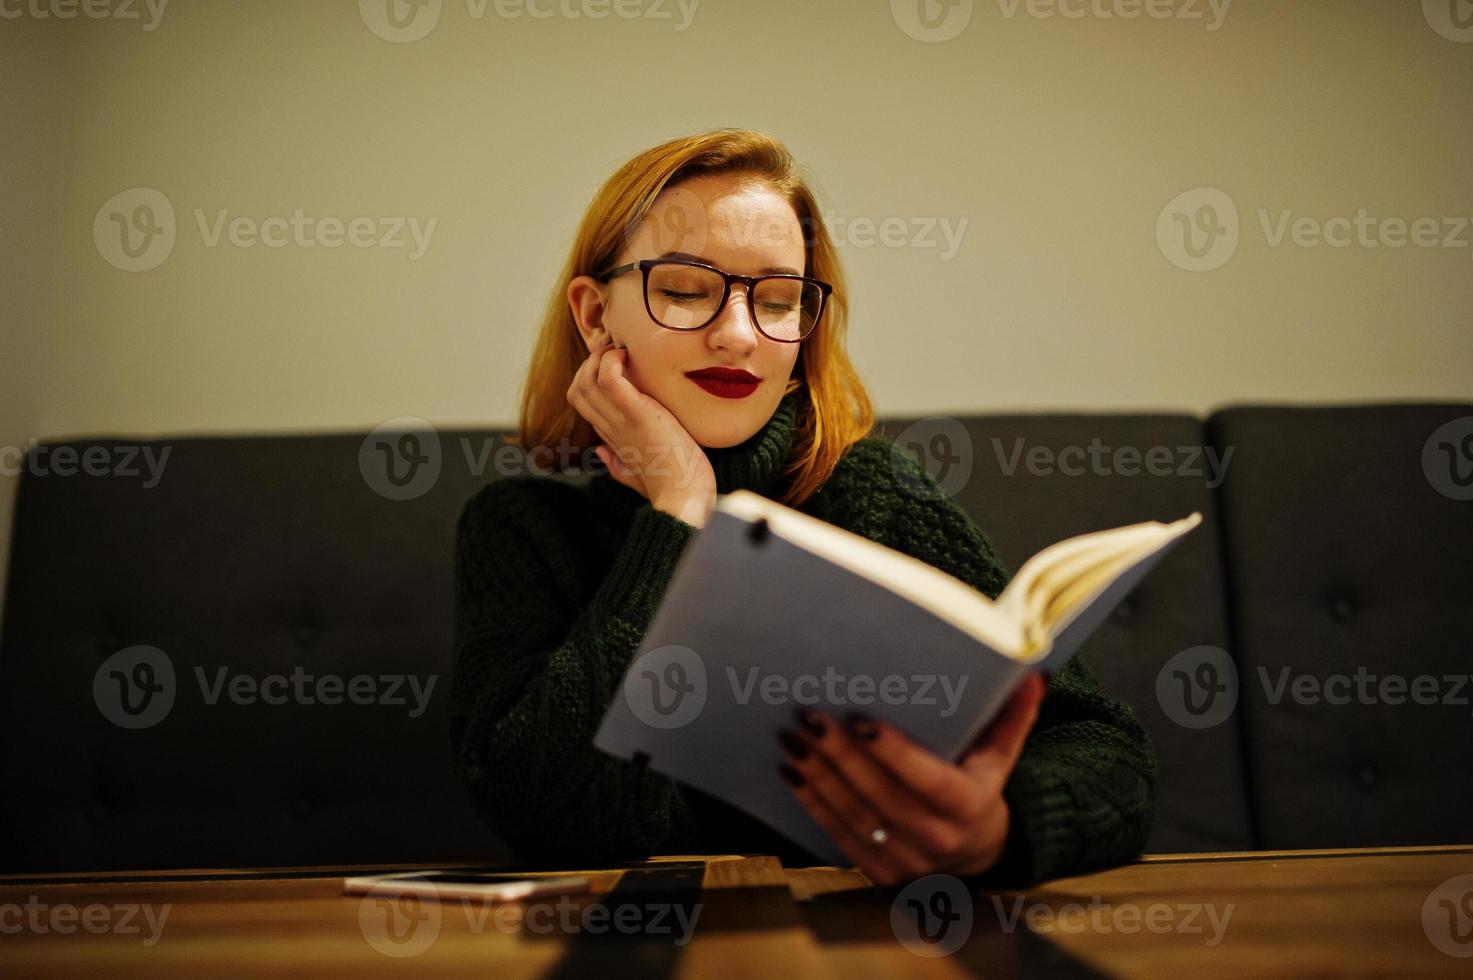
567, 274, 613, 354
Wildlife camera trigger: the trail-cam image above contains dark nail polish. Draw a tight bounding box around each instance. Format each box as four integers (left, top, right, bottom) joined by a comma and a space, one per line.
777, 727, 809, 760
795, 707, 826, 737
778, 762, 805, 787
847, 713, 878, 741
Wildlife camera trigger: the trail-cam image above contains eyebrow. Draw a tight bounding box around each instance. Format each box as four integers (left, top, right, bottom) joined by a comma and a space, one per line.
657, 251, 803, 277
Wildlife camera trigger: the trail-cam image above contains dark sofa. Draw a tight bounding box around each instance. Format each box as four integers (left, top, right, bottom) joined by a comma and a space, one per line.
2, 403, 1469, 873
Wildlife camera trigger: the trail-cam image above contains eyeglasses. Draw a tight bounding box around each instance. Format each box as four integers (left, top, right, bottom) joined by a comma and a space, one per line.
594, 258, 832, 343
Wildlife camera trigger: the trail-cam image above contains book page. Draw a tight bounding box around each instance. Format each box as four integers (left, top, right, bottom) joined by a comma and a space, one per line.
715, 491, 1029, 657
715, 492, 1201, 664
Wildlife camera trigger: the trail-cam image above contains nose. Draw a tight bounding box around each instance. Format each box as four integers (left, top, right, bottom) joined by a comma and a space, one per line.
706, 283, 761, 354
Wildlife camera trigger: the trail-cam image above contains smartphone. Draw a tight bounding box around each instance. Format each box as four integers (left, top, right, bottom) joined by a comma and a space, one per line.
343, 870, 591, 903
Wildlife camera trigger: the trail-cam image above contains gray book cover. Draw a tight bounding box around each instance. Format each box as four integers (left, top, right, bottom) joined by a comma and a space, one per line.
593, 501, 1192, 866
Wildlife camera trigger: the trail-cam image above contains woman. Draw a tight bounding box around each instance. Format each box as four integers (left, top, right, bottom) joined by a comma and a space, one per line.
449, 129, 1156, 888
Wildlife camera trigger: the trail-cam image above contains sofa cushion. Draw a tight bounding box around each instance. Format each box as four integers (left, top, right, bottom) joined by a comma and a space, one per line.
1208, 404, 1473, 848
0, 428, 519, 872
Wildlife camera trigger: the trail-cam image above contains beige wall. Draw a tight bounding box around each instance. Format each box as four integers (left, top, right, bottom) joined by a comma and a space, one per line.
3, 0, 1472, 620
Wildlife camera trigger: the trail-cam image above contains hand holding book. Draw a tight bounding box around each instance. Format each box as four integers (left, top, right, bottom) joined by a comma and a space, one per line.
775, 672, 1047, 886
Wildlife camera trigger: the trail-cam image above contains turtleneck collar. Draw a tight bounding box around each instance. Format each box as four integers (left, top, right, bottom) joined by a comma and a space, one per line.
589, 388, 803, 513
705, 387, 802, 497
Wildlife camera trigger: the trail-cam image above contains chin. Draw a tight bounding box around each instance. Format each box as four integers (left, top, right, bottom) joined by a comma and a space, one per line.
682, 408, 765, 450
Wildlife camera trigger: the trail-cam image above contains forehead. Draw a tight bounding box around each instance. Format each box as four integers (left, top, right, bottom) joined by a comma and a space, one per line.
631, 175, 805, 273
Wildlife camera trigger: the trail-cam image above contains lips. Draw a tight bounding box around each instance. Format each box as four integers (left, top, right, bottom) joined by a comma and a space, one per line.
686, 368, 760, 383
686, 367, 760, 399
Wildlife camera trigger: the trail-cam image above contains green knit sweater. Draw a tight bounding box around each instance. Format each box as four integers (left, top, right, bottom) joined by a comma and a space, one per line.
449, 389, 1157, 885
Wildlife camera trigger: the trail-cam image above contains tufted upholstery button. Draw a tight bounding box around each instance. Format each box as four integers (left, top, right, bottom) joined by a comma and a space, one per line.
1330, 593, 1355, 623
291, 796, 312, 819
292, 621, 319, 647
1112, 598, 1135, 624
98, 627, 120, 654
1356, 765, 1377, 791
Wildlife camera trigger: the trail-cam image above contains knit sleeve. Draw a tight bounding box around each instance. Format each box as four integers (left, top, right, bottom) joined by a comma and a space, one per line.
821, 439, 1158, 885
448, 477, 704, 865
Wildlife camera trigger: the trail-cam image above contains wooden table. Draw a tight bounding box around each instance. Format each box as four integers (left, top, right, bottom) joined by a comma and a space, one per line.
1, 845, 1469, 976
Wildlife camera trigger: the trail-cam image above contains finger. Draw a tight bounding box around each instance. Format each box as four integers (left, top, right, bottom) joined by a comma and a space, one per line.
568, 341, 620, 417
567, 372, 617, 440
784, 715, 969, 861
820, 710, 987, 823
959, 673, 1046, 791
583, 345, 630, 428
780, 760, 920, 887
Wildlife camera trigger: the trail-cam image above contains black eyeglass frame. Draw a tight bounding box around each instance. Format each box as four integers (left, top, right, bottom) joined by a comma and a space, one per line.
593, 258, 832, 343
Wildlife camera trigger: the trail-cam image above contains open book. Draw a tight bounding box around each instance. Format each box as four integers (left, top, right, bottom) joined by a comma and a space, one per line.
594, 490, 1202, 866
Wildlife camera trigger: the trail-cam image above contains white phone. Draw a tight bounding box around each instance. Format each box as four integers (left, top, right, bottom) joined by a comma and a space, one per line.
343, 870, 591, 903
